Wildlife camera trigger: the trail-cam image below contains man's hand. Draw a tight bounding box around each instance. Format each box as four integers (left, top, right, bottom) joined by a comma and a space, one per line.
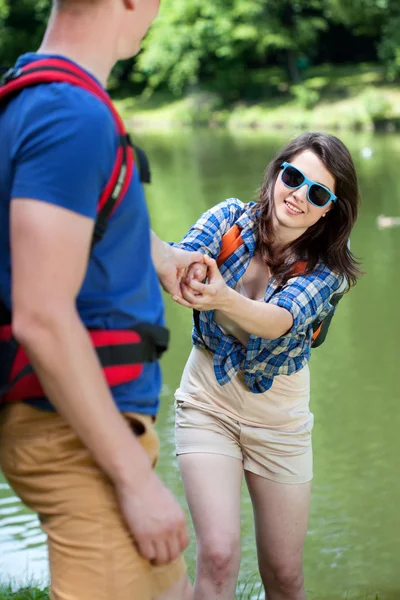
151, 232, 205, 297
186, 262, 207, 283
116, 471, 189, 566
173, 255, 230, 311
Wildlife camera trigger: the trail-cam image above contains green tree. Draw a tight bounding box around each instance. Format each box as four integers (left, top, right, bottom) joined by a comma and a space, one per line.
0, 0, 50, 66
325, 0, 400, 80
138, 0, 328, 97
377, 1, 400, 80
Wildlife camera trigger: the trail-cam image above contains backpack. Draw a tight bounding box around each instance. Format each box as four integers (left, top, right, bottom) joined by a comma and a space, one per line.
194, 224, 345, 349
0, 58, 168, 404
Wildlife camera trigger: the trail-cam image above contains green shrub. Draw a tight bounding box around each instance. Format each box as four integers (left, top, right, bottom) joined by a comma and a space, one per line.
362, 89, 392, 120
290, 84, 320, 110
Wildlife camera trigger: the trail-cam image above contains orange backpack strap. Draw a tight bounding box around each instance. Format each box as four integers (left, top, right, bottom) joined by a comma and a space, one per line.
290, 259, 308, 276
217, 224, 244, 266
193, 224, 243, 351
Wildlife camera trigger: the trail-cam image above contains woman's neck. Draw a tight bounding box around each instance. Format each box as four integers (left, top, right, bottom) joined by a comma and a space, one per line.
271, 217, 304, 252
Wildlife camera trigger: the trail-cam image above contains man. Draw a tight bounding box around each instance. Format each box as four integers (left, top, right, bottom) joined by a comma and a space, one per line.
0, 1, 200, 598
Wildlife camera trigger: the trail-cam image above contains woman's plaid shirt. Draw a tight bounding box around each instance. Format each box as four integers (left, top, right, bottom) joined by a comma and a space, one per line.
174, 199, 344, 393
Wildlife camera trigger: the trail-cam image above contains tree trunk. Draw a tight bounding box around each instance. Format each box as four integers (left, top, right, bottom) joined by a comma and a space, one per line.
287, 49, 301, 84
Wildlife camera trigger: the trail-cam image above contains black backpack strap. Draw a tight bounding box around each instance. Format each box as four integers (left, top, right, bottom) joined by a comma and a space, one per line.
193, 309, 213, 352
130, 138, 151, 185
311, 291, 344, 348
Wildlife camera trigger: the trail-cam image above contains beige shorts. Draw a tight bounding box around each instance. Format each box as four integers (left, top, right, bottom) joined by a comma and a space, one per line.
175, 401, 313, 484
175, 347, 313, 485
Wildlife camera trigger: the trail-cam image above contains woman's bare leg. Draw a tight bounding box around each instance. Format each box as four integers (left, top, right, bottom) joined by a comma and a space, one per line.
245, 471, 312, 600
178, 453, 243, 600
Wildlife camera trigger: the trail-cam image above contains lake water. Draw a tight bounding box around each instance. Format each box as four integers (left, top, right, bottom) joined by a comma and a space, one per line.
0, 129, 399, 599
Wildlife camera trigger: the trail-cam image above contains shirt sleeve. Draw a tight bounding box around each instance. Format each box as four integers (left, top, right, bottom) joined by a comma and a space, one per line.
172, 198, 245, 259
11, 85, 116, 219
268, 265, 344, 335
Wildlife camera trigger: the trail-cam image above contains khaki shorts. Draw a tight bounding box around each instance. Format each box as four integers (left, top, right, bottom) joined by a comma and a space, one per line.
175, 400, 313, 484
0, 403, 186, 600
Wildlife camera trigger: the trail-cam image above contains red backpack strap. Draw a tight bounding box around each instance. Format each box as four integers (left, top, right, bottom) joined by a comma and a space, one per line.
217, 224, 244, 266
0, 59, 134, 248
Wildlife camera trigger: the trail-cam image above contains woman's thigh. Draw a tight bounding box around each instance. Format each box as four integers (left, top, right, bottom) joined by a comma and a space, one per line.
245, 470, 311, 574
176, 403, 244, 548
178, 453, 243, 550
241, 420, 313, 579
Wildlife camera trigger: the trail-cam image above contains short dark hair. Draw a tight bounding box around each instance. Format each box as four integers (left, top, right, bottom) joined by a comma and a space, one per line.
253, 132, 362, 288
54, 0, 104, 8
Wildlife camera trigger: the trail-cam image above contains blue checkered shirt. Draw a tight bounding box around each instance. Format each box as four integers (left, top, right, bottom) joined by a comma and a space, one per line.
174, 198, 343, 393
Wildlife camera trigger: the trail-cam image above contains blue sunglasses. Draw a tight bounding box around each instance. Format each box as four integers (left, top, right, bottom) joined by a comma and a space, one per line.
280, 162, 337, 208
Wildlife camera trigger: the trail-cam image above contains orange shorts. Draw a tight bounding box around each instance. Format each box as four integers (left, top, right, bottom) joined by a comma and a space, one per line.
0, 403, 187, 600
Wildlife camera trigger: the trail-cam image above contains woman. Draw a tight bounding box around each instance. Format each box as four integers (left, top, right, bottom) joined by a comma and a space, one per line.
172, 132, 361, 600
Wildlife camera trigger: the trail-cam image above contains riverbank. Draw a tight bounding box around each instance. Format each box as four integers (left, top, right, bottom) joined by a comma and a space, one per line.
114, 63, 400, 132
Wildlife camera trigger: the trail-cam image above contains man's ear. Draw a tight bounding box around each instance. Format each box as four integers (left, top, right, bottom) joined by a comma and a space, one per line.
122, 0, 135, 10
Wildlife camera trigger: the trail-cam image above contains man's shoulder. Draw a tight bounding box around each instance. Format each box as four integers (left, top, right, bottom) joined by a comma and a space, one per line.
0, 79, 117, 170
5, 53, 114, 131
14, 81, 114, 132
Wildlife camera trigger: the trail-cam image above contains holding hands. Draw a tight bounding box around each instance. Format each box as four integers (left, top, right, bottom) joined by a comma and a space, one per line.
173, 254, 230, 311
150, 234, 229, 310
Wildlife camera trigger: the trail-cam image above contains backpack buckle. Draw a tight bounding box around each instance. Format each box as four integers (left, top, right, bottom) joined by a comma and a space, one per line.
2, 68, 22, 85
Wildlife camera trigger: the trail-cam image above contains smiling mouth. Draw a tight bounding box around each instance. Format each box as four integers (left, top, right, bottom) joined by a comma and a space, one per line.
284, 200, 304, 214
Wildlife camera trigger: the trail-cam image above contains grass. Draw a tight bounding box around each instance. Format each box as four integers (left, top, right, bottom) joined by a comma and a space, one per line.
0, 584, 383, 600
113, 62, 400, 132
0, 586, 48, 600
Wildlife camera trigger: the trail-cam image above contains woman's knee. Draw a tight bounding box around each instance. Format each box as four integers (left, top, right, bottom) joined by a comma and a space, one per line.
198, 536, 241, 581
261, 560, 304, 595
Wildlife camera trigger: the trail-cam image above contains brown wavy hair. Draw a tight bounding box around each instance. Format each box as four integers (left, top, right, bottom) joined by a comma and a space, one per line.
251, 132, 362, 288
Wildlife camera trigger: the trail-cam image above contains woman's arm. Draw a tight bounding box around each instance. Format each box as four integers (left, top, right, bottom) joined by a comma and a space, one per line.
174, 255, 292, 339
175, 256, 342, 340
219, 287, 293, 339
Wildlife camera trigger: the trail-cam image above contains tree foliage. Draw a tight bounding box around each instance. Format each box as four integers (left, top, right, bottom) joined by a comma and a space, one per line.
0, 0, 398, 96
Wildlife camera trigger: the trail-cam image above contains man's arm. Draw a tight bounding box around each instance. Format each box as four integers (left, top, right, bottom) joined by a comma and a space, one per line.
151, 230, 204, 296
11, 199, 188, 565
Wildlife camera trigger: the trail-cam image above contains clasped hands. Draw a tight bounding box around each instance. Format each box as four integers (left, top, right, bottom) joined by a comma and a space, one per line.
158, 246, 229, 311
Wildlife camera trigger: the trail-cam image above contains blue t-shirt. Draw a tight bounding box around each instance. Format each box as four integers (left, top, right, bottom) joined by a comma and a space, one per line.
0, 53, 164, 415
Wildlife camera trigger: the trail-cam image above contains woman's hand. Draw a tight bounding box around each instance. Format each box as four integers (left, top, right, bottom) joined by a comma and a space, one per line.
173, 255, 231, 310
186, 261, 207, 283
184, 261, 208, 296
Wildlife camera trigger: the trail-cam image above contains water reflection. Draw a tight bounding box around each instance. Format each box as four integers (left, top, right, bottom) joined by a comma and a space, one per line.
0, 482, 48, 583
0, 130, 399, 598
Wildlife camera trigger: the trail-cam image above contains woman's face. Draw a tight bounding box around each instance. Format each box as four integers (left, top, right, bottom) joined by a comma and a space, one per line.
273, 149, 335, 236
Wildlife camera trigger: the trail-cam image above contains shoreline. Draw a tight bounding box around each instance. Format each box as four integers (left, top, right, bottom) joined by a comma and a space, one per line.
115, 95, 400, 133
113, 63, 400, 134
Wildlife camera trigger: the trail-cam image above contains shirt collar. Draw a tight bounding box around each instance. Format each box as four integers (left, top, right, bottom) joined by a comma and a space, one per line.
236, 202, 258, 255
